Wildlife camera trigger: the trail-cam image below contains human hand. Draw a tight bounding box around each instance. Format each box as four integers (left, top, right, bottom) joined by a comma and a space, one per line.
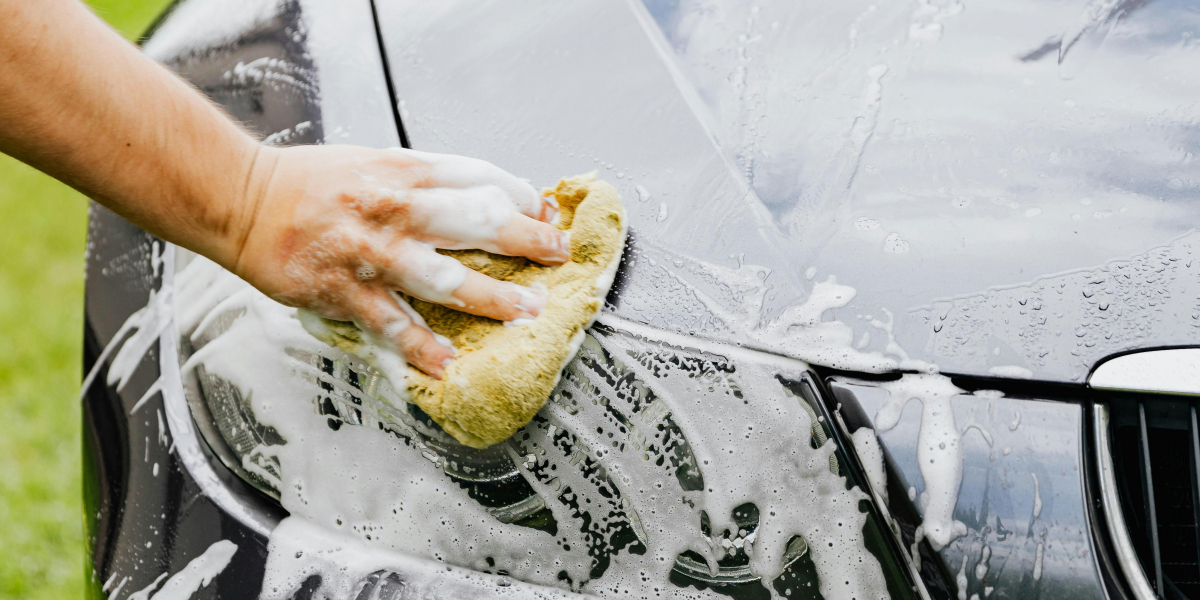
231, 145, 569, 379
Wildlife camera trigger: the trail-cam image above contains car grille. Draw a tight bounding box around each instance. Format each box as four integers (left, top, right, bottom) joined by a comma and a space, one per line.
1104, 397, 1200, 599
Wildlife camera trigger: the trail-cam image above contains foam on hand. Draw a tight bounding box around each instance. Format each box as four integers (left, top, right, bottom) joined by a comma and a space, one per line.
303, 173, 627, 448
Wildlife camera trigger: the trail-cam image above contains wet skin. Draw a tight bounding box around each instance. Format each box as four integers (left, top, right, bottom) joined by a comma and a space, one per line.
0, 0, 566, 377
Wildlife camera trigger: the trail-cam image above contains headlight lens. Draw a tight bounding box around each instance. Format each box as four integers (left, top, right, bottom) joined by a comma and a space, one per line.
173, 249, 905, 594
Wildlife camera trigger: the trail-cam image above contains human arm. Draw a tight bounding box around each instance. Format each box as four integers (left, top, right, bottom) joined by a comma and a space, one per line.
0, 0, 569, 377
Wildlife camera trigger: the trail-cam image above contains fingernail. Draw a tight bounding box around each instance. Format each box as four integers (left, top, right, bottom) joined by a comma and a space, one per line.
540, 231, 570, 264
532, 230, 570, 265
557, 231, 571, 260
433, 333, 455, 351
427, 363, 445, 379
511, 284, 546, 317
426, 350, 454, 379
541, 195, 560, 224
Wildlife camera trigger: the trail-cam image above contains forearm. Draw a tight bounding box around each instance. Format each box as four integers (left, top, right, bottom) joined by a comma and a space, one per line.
0, 0, 580, 379
0, 0, 267, 268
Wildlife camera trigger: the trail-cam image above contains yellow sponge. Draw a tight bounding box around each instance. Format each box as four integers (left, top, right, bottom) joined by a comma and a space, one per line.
312, 173, 626, 448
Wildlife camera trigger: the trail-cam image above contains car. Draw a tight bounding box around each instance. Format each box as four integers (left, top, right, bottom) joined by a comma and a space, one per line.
82, 0, 1200, 599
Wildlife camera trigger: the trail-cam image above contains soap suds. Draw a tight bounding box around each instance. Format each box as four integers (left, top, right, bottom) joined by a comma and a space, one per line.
166, 252, 892, 599
80, 287, 174, 402
86, 180, 932, 599
852, 427, 888, 505
416, 185, 517, 253
262, 518, 585, 600
390, 243, 469, 306
988, 365, 1033, 379
956, 554, 968, 600
178, 269, 598, 588
128, 540, 236, 600
126, 573, 168, 600
304, 174, 627, 448
586, 322, 890, 600
614, 237, 933, 375
975, 544, 990, 581
877, 374, 967, 550
1031, 473, 1043, 519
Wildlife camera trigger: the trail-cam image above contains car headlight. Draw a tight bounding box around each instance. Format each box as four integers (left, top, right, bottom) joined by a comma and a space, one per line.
172, 248, 911, 597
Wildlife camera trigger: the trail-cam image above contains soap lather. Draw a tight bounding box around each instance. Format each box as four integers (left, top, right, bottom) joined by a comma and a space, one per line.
303, 173, 628, 448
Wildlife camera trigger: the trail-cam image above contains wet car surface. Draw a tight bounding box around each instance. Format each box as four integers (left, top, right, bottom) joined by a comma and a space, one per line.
83, 1, 1199, 599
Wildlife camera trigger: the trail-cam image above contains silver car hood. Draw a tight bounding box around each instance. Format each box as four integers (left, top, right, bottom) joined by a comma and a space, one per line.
375, 0, 1200, 382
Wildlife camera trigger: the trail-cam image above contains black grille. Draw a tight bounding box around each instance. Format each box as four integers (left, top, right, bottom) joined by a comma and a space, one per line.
1107, 398, 1200, 599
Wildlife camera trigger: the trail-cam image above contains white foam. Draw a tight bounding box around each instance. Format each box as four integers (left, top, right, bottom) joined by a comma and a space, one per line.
1031, 473, 1043, 519
415, 186, 516, 253
127, 540, 238, 600
79, 287, 174, 401
127, 574, 168, 600
852, 427, 888, 506
988, 365, 1032, 379
297, 309, 410, 399
87, 190, 921, 600
588, 325, 889, 600
955, 554, 968, 600
399, 243, 470, 306
262, 518, 586, 600
632, 245, 931, 374
174, 259, 599, 588
162, 248, 889, 599
878, 374, 967, 550
396, 148, 542, 217
974, 544, 990, 580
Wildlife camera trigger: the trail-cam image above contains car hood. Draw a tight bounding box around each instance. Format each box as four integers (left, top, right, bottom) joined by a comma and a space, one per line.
375, 0, 1200, 383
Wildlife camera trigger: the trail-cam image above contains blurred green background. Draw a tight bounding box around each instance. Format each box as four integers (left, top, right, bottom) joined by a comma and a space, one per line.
0, 1, 172, 599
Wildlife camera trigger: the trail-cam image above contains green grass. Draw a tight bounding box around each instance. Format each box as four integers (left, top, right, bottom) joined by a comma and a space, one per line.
0, 2, 172, 599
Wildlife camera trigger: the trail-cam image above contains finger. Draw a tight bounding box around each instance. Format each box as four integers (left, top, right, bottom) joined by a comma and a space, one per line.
493, 213, 571, 265
373, 242, 547, 322
367, 239, 469, 307
344, 286, 455, 379
448, 269, 547, 322
409, 186, 570, 264
388, 148, 558, 223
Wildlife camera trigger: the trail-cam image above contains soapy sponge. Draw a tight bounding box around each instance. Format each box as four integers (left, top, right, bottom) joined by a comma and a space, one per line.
309, 173, 627, 448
